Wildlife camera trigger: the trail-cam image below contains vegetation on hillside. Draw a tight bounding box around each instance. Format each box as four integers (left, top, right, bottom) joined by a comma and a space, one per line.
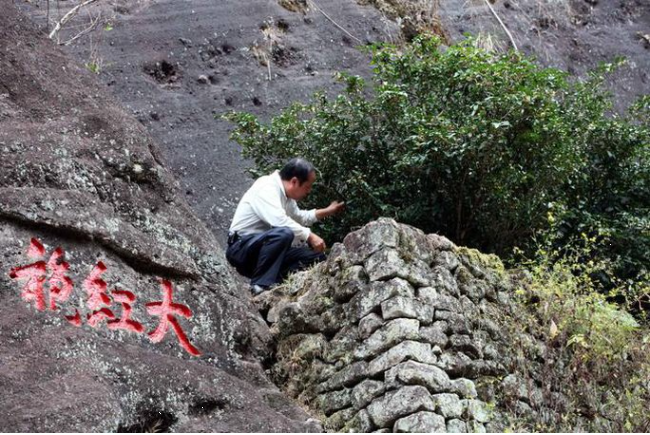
225, 35, 649, 306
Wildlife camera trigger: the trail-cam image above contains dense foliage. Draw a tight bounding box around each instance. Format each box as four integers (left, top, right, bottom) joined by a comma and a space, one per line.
506, 240, 650, 432
225, 36, 649, 296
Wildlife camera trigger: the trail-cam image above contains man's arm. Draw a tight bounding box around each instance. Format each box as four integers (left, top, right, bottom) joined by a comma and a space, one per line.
315, 201, 346, 221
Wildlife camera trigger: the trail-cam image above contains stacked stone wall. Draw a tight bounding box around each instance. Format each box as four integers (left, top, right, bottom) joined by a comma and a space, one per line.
261, 218, 555, 432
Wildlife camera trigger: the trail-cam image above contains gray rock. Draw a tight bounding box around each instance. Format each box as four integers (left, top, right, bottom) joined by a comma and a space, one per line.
385, 360, 452, 393
364, 248, 405, 281
343, 218, 401, 264
462, 399, 491, 423
459, 279, 489, 303
420, 291, 461, 312
351, 380, 385, 409
381, 296, 434, 323
447, 419, 468, 433
393, 411, 446, 433
348, 278, 414, 321
358, 313, 384, 339
334, 265, 368, 302
434, 250, 460, 271
467, 421, 487, 433
449, 334, 483, 359
426, 233, 456, 251
316, 304, 348, 336
324, 407, 355, 431
324, 325, 359, 363
317, 389, 352, 415
344, 408, 375, 432
366, 386, 436, 428
400, 259, 433, 287
447, 313, 473, 334
431, 393, 463, 418
354, 318, 420, 360
436, 352, 472, 377
430, 266, 460, 295
266, 300, 291, 323
318, 361, 368, 393
398, 224, 435, 264
419, 323, 449, 348
450, 378, 478, 399
367, 340, 437, 376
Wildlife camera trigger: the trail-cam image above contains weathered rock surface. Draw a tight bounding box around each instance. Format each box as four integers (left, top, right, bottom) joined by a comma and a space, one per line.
0, 5, 316, 432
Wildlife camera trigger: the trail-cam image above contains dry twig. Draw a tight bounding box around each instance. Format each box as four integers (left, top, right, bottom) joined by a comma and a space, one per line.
48, 0, 100, 40
483, 0, 518, 51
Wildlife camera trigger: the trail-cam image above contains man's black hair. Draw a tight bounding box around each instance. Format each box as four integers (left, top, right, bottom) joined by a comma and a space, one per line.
279, 158, 315, 184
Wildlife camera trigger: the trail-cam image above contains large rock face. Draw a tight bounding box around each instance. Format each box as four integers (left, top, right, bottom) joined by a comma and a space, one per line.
0, 4, 317, 432
264, 218, 560, 432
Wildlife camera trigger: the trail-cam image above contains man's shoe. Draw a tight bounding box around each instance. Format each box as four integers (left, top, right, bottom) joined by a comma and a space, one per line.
250, 284, 268, 296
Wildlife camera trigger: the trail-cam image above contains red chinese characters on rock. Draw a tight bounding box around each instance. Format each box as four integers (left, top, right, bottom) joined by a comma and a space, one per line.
8, 238, 201, 356
147, 280, 201, 356
9, 238, 73, 312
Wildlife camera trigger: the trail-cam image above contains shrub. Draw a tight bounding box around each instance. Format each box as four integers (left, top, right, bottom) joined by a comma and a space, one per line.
505, 242, 650, 432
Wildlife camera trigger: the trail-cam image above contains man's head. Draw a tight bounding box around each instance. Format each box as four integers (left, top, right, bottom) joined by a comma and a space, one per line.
280, 158, 316, 201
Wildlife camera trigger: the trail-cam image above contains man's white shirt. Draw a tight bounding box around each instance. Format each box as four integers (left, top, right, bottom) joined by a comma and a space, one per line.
229, 171, 317, 246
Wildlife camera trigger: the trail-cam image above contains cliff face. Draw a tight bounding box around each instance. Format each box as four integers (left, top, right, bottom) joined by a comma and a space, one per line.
0, 4, 317, 432
263, 218, 643, 432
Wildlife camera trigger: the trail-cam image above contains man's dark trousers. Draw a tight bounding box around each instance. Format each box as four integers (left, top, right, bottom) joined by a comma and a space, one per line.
226, 227, 326, 288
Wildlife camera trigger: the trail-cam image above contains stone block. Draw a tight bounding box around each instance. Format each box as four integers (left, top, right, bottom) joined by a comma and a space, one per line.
354, 318, 420, 360
367, 340, 437, 376
365, 248, 405, 281
344, 218, 401, 264
434, 250, 460, 271
366, 386, 435, 428
344, 408, 374, 432
324, 325, 358, 363
419, 323, 449, 348
467, 421, 487, 433
348, 278, 414, 321
430, 266, 460, 295
462, 399, 491, 423
358, 312, 383, 339
393, 411, 446, 433
450, 378, 478, 399
431, 393, 463, 418
334, 265, 368, 302
385, 360, 451, 393
449, 334, 483, 359
447, 419, 468, 433
317, 388, 352, 416
381, 296, 434, 323
427, 233, 456, 251
317, 361, 368, 393
351, 380, 385, 410
324, 407, 355, 431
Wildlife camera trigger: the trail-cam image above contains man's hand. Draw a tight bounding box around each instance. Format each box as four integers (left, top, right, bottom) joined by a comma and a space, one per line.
328, 200, 346, 215
316, 201, 346, 220
308, 232, 326, 253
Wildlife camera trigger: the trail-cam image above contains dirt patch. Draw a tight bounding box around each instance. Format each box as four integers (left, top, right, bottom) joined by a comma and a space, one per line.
143, 59, 180, 85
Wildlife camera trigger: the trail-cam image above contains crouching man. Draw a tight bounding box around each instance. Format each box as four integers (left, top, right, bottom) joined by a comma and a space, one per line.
226, 158, 345, 296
